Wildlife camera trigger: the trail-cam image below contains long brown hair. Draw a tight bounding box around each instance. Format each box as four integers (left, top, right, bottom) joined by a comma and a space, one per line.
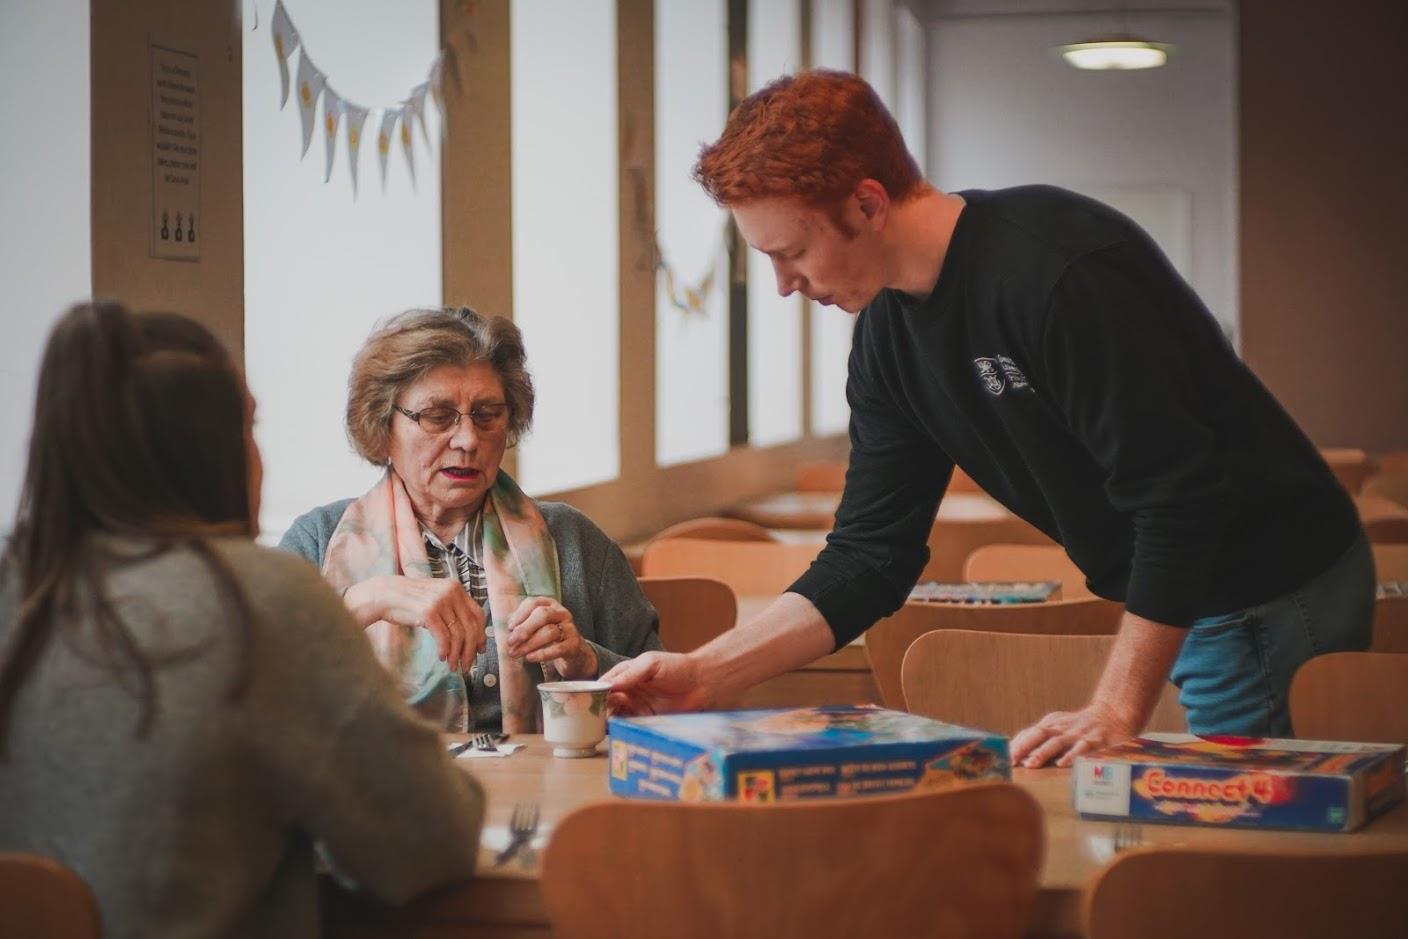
0, 301, 256, 756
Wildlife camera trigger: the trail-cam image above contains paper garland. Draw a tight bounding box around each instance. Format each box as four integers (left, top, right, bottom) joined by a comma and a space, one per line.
657, 229, 730, 319
265, 0, 473, 196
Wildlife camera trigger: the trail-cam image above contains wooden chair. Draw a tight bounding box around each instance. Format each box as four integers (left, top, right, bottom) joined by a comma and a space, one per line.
0, 854, 101, 939
1363, 472, 1408, 510
1085, 847, 1408, 939
541, 785, 1044, 939
1321, 446, 1377, 494
1374, 596, 1408, 653
650, 516, 777, 544
1375, 450, 1408, 475
1290, 651, 1408, 746
640, 538, 820, 596
794, 461, 847, 492
638, 577, 736, 654
1374, 544, 1408, 580
1357, 495, 1408, 543
865, 597, 1123, 709
795, 461, 986, 495
901, 630, 1185, 734
948, 465, 983, 494
922, 515, 1057, 582
963, 544, 1092, 599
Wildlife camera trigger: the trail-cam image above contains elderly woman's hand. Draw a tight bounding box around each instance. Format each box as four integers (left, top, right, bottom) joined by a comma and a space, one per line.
503, 597, 598, 680
343, 575, 487, 673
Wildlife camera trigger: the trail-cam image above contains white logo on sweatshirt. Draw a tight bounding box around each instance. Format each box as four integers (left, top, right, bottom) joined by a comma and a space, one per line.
973, 355, 1032, 396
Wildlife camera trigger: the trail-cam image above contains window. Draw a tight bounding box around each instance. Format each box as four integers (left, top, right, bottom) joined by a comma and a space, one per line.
511, 0, 620, 492
654, 0, 730, 466
808, 0, 857, 438
745, 0, 804, 447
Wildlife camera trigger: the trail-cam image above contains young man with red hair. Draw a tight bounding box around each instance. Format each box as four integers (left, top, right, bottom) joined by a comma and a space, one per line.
605, 70, 1371, 767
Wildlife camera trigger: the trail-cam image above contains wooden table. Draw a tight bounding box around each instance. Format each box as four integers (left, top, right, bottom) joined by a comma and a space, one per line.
323, 736, 1408, 938
728, 490, 1010, 530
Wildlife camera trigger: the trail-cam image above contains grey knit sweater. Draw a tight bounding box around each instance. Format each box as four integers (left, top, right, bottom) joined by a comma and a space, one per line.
0, 536, 484, 939
279, 498, 661, 732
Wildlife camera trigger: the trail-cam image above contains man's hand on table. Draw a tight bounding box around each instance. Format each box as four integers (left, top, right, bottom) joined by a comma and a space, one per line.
1009, 701, 1139, 768
602, 652, 715, 716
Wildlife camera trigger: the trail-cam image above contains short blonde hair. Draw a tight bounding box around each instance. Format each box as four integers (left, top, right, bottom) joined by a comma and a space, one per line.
346, 307, 534, 463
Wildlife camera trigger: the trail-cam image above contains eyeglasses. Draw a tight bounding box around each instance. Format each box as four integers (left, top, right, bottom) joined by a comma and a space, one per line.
394, 402, 510, 435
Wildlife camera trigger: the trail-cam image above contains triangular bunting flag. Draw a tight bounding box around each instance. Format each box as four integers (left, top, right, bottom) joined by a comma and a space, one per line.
322, 86, 343, 183
399, 103, 417, 188
295, 50, 325, 158
376, 108, 398, 191
344, 103, 370, 197
428, 52, 446, 117
409, 82, 431, 149
271, 0, 300, 109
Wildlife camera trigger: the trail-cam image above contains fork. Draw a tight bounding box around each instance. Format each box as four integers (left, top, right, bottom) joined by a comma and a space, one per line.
495, 802, 540, 866
449, 732, 498, 756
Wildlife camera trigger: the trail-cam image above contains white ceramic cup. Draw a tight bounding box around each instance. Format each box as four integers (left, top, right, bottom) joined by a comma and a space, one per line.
538, 680, 611, 758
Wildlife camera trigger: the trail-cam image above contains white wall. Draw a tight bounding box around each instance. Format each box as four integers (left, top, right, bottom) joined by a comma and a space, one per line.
244, 0, 442, 539
927, 3, 1239, 339
0, 1, 91, 529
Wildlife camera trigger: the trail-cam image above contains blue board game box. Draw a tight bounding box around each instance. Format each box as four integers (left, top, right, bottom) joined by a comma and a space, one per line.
608, 705, 1008, 802
1074, 733, 1405, 832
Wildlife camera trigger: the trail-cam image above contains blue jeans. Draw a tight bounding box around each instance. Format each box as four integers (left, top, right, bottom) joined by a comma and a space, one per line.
1168, 535, 1375, 736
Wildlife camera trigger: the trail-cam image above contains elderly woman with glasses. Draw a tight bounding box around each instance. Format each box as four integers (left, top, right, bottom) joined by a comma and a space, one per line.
281, 307, 660, 734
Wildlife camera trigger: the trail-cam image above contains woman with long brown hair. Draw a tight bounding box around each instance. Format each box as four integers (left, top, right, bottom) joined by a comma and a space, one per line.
0, 302, 484, 939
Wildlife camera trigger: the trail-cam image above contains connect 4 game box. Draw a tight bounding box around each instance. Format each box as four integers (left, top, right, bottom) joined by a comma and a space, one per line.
608, 705, 1008, 802
1074, 733, 1405, 832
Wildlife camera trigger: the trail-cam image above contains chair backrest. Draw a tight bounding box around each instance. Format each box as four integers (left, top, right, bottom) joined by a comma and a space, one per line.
1320, 446, 1377, 494
541, 785, 1044, 939
962, 544, 1092, 599
1358, 494, 1408, 544
865, 597, 1123, 709
1362, 472, 1408, 510
638, 577, 736, 654
1289, 651, 1408, 747
902, 630, 1185, 735
794, 461, 847, 492
922, 516, 1057, 582
1376, 450, 1408, 475
794, 463, 986, 495
1373, 543, 1408, 581
948, 465, 983, 494
650, 516, 778, 544
1085, 847, 1408, 939
1372, 596, 1408, 653
640, 539, 820, 596
0, 854, 101, 939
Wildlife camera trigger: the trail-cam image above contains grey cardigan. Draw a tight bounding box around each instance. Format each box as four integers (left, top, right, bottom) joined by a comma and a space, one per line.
0, 536, 484, 939
279, 498, 660, 731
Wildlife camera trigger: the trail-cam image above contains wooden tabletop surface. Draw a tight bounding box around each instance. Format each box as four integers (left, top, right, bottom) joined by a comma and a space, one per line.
729, 490, 1011, 530
324, 735, 1408, 938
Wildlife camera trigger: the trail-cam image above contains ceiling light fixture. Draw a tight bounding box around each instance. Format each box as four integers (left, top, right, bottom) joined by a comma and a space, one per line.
1058, 36, 1173, 70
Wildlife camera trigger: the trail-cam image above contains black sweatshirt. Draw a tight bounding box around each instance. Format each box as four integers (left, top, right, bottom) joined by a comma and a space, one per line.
789, 186, 1360, 648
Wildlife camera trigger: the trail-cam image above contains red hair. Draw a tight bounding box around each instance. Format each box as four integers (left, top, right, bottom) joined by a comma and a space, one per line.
693, 69, 924, 208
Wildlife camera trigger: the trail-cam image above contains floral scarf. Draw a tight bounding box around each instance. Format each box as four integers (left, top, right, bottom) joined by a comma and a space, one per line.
321, 469, 561, 733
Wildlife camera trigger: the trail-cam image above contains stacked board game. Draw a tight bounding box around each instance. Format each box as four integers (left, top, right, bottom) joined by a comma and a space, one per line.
1074, 733, 1405, 832
908, 581, 1061, 603
609, 705, 1008, 802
